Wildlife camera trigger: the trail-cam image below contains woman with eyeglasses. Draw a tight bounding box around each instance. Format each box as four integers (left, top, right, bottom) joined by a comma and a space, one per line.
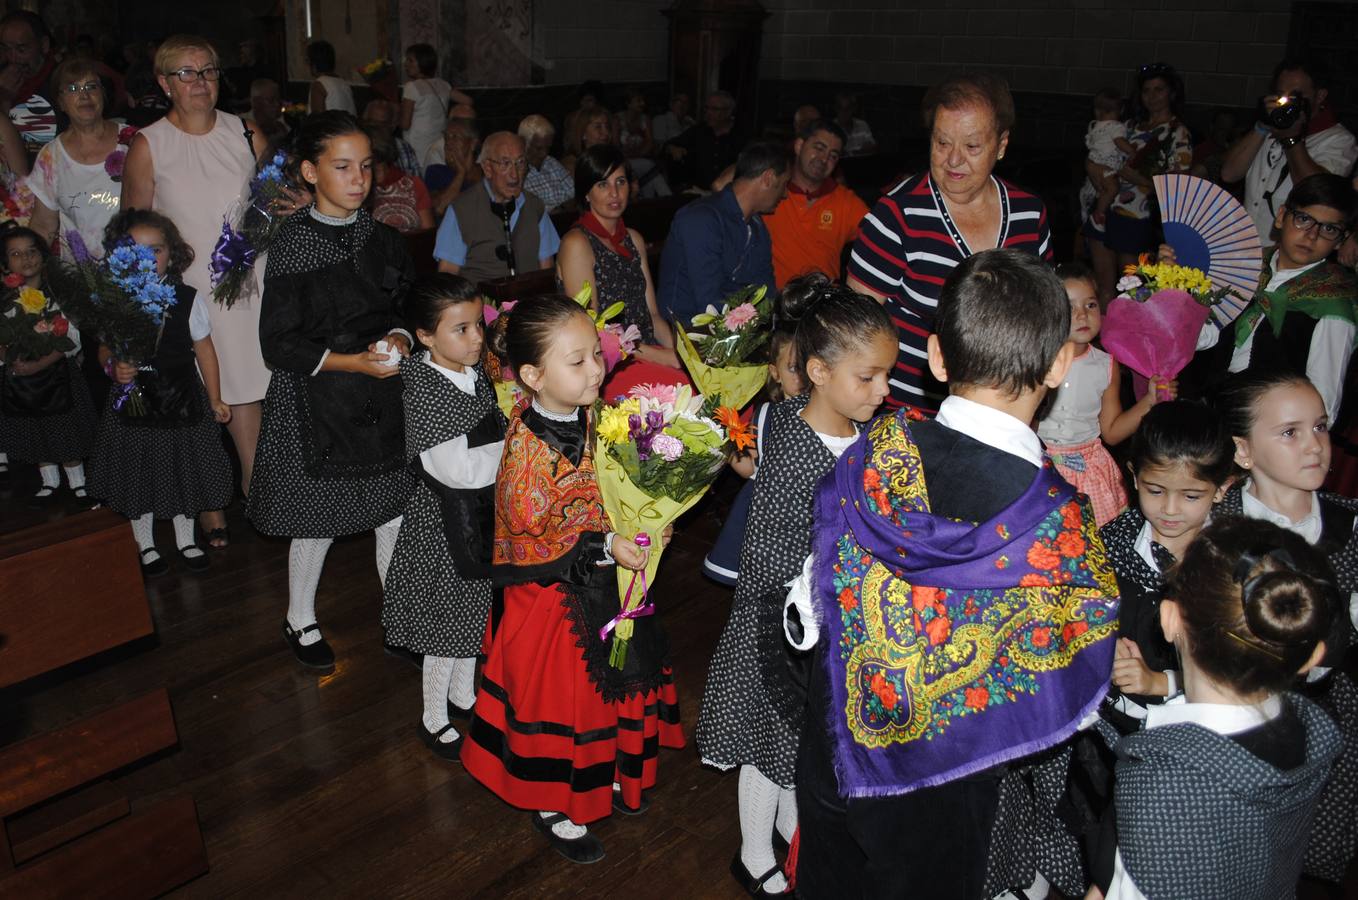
1189, 173, 1358, 424
120, 34, 287, 550
1087, 63, 1193, 300
28, 58, 130, 260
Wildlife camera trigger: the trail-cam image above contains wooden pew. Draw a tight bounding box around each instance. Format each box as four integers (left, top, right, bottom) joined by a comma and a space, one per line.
0, 509, 208, 894
479, 240, 665, 305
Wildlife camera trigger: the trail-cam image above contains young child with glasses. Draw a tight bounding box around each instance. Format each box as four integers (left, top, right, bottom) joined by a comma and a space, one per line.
1187, 173, 1357, 421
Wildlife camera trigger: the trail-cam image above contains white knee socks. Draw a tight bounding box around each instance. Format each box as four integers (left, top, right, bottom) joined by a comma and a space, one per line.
737, 765, 787, 893
287, 537, 333, 645
374, 517, 400, 588
130, 512, 156, 555
422, 656, 461, 742
63, 462, 86, 492
38, 463, 60, 489
449, 656, 477, 709
172, 514, 203, 558
775, 786, 797, 844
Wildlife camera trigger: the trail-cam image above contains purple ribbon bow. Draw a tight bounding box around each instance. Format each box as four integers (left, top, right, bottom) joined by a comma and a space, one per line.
209, 221, 256, 287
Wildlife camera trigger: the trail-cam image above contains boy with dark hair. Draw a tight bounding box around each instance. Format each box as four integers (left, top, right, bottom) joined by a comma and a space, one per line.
787, 248, 1120, 899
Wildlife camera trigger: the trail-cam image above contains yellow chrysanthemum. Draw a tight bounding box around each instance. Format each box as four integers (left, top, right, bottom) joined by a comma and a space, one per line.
16, 287, 47, 315
597, 407, 631, 444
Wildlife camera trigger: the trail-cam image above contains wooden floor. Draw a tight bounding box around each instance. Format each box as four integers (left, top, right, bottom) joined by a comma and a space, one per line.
6, 462, 1358, 900
0, 463, 755, 899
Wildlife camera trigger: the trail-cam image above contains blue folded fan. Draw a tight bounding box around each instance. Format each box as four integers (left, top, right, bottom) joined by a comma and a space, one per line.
1154, 173, 1263, 327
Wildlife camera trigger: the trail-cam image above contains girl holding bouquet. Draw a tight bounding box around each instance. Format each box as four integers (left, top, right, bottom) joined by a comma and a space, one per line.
696, 276, 896, 897
87, 209, 234, 575
381, 273, 505, 760
461, 294, 682, 864
246, 111, 415, 672
0, 225, 96, 499
1215, 370, 1358, 883
1037, 262, 1174, 527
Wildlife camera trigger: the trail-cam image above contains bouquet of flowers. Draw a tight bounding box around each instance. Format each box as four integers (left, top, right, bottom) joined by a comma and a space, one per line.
1102, 254, 1229, 400
0, 277, 74, 363
675, 284, 770, 409
47, 238, 177, 416
594, 383, 749, 667
357, 57, 392, 85
209, 149, 295, 308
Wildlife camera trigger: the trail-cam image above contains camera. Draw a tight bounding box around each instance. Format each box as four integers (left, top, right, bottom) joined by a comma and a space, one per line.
1259, 93, 1311, 131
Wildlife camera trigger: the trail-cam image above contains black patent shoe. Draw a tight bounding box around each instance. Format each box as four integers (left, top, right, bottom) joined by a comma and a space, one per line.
447, 699, 474, 720
772, 830, 790, 854
140, 547, 169, 577
531, 812, 605, 864
730, 854, 786, 895
177, 544, 211, 571
418, 721, 464, 760
611, 786, 649, 816
283, 622, 335, 671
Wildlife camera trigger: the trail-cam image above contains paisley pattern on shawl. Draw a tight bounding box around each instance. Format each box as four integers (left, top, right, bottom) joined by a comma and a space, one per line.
813, 409, 1120, 798
493, 404, 609, 568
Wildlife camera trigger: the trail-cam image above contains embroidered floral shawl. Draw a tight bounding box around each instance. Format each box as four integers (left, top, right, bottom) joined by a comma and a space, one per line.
1234, 253, 1358, 349
813, 410, 1120, 797
493, 404, 609, 569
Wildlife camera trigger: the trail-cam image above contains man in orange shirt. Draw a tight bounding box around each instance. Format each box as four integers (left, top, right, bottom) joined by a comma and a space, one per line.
765, 119, 868, 287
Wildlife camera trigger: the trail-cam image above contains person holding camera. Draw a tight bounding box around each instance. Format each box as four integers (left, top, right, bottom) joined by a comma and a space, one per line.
1222, 57, 1358, 246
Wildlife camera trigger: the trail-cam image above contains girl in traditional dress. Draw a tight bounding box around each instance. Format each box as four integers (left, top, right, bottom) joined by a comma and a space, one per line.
696, 275, 897, 896
0, 225, 95, 500
246, 111, 415, 672
1037, 261, 1173, 527
88, 209, 233, 575
460, 294, 683, 864
381, 273, 504, 760
1215, 370, 1358, 883
1089, 518, 1340, 900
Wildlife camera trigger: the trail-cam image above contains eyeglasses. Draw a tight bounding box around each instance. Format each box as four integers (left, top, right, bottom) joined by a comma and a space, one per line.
1286, 209, 1348, 242
62, 81, 101, 94
165, 66, 222, 83
486, 157, 528, 172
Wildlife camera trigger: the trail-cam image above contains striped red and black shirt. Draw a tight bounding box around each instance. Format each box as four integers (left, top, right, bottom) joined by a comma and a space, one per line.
847, 173, 1053, 413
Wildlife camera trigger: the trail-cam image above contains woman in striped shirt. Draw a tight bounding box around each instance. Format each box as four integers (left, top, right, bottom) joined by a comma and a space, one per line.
847, 74, 1052, 414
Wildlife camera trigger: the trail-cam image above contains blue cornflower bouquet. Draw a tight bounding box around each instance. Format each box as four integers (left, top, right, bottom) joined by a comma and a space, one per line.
47, 238, 179, 416
210, 149, 295, 308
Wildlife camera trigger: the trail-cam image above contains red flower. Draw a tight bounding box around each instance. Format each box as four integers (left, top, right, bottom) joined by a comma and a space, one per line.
50, 315, 68, 338
925, 615, 951, 646
1027, 542, 1060, 571
1061, 501, 1084, 531
1019, 573, 1051, 587
964, 686, 989, 711
839, 587, 858, 612
1056, 530, 1086, 559
1031, 626, 1051, 648
1062, 621, 1089, 643
994, 522, 1010, 540
118, 125, 138, 145
3, 272, 23, 288
995, 555, 1009, 570
870, 672, 899, 709
912, 585, 938, 612
863, 468, 881, 490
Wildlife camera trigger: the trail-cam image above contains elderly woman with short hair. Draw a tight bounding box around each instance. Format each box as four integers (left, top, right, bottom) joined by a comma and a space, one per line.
121, 34, 291, 545
28, 57, 128, 258
845, 73, 1053, 415
517, 114, 572, 211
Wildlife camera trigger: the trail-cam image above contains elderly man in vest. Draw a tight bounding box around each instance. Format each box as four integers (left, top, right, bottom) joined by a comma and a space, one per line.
433, 131, 560, 284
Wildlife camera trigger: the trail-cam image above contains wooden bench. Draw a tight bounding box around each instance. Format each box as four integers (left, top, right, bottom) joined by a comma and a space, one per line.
479, 240, 665, 305
0, 509, 208, 894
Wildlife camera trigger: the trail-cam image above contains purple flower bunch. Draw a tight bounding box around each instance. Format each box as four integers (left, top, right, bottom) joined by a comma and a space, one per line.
628, 409, 667, 461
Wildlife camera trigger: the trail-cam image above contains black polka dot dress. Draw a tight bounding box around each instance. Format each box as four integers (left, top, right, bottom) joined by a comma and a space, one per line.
246, 209, 416, 538
381, 355, 505, 657
696, 395, 850, 787
0, 356, 96, 462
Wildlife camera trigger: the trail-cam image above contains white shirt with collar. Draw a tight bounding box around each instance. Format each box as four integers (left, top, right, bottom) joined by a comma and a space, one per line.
1106, 694, 1285, 900
784, 396, 1042, 649
418, 355, 502, 490
1243, 121, 1358, 245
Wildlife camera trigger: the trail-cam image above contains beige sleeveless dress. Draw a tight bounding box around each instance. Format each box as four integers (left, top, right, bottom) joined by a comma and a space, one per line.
140, 111, 269, 405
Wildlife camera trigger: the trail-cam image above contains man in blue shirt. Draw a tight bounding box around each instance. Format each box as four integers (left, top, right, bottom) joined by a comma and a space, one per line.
434, 131, 560, 285
659, 141, 790, 326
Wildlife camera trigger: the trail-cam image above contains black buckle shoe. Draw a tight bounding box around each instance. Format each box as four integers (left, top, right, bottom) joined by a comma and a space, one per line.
611, 786, 649, 816
730, 854, 786, 895
531, 812, 604, 864
418, 721, 464, 760
177, 544, 211, 571
447, 698, 474, 720
140, 547, 169, 577
283, 622, 335, 671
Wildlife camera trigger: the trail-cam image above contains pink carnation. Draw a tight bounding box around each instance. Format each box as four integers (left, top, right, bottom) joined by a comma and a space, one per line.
628, 382, 677, 406
651, 433, 684, 462
723, 302, 757, 330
